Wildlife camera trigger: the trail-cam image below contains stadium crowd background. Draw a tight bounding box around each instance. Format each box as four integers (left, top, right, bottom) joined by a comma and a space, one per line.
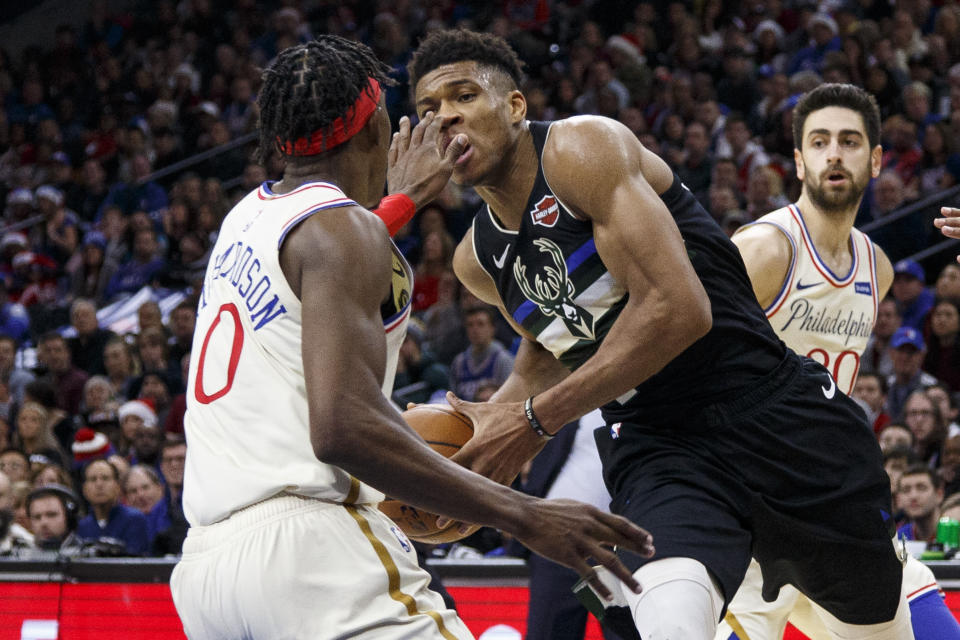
0, 0, 958, 560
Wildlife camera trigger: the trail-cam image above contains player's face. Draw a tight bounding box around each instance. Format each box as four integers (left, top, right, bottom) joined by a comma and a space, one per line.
414, 61, 526, 187
795, 106, 880, 215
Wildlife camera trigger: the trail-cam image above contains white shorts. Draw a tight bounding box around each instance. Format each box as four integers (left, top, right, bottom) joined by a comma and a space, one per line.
716, 551, 924, 639
170, 494, 472, 640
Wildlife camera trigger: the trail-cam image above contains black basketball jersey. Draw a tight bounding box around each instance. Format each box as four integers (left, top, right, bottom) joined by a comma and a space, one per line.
471, 120, 786, 423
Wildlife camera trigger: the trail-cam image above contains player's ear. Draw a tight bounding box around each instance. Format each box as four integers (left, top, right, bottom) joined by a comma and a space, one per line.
794, 148, 805, 181
870, 144, 882, 179
508, 90, 526, 124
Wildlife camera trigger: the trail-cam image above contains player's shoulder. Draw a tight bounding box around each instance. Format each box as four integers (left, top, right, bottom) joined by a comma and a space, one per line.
732, 218, 794, 268
545, 116, 636, 159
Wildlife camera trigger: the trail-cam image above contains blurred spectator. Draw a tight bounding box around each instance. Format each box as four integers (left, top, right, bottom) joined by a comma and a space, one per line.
123, 464, 168, 549
904, 390, 948, 469
97, 153, 167, 218
393, 320, 450, 406
787, 12, 841, 75
68, 232, 118, 306
0, 470, 33, 555
0, 449, 29, 484
422, 271, 465, 367
129, 416, 163, 469
717, 47, 760, 118
915, 121, 960, 198
104, 228, 166, 300
77, 458, 149, 556
880, 424, 915, 455
881, 116, 923, 189
896, 465, 943, 544
166, 301, 195, 367
31, 462, 74, 491
71, 427, 114, 473
102, 337, 137, 400
886, 326, 937, 420
12, 402, 67, 471
25, 484, 78, 552
450, 306, 514, 401
0, 280, 30, 344
153, 436, 187, 555
34, 185, 78, 267
923, 298, 960, 391
675, 121, 713, 205
24, 378, 75, 457
67, 298, 115, 376
69, 159, 109, 224
744, 166, 789, 220
116, 398, 156, 459
36, 331, 88, 416
892, 259, 935, 331
863, 298, 901, 378
0, 335, 34, 407
853, 372, 891, 435
412, 231, 455, 314
717, 112, 770, 193
936, 264, 960, 301
925, 383, 960, 439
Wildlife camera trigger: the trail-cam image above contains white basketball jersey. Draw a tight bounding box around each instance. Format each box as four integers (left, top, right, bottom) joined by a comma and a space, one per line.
183, 181, 413, 526
743, 204, 879, 395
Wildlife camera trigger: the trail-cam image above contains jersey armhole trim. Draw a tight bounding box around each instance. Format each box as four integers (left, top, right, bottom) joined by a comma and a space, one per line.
541, 122, 587, 222
743, 220, 797, 317
276, 199, 357, 250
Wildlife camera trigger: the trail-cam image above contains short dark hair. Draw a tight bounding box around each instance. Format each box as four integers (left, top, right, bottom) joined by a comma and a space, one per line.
900, 464, 942, 490
408, 29, 524, 91
83, 458, 120, 483
256, 35, 394, 164
883, 444, 917, 465
792, 83, 881, 150
857, 371, 888, 395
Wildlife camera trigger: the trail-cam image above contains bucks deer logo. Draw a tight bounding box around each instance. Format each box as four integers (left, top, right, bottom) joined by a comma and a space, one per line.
513, 238, 595, 340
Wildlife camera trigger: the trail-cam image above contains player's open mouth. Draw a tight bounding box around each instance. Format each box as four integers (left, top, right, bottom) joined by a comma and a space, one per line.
825, 171, 849, 185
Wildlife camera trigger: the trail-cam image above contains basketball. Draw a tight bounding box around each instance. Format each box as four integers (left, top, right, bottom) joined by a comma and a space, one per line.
378, 404, 482, 544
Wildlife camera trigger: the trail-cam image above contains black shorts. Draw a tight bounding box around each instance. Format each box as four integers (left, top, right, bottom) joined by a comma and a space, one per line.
594, 354, 903, 625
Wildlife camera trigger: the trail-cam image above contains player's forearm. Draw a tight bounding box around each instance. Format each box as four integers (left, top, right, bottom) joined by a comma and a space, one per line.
313, 389, 532, 532
533, 290, 711, 433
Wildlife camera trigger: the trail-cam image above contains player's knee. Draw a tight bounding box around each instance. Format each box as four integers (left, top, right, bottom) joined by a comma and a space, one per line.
625, 558, 724, 640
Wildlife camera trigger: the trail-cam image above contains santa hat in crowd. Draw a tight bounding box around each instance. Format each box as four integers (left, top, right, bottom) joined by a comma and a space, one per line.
71, 428, 115, 464
118, 399, 158, 429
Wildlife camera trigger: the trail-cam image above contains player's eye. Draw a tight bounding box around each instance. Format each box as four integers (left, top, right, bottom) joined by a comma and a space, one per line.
458, 93, 476, 102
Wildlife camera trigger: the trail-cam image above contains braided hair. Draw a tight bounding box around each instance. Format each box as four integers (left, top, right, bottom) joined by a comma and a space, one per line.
257, 36, 394, 163
408, 29, 525, 92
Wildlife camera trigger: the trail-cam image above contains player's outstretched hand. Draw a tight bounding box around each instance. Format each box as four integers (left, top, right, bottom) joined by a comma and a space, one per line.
515, 498, 655, 600
387, 112, 467, 209
934, 207, 960, 262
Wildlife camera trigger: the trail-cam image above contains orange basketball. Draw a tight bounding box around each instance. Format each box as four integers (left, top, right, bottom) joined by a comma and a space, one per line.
378, 404, 482, 544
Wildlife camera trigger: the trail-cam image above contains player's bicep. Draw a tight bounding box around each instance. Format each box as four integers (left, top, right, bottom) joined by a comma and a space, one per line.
732, 224, 793, 310
874, 245, 893, 299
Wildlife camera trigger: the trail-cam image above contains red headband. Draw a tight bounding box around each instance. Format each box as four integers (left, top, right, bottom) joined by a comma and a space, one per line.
277, 78, 382, 156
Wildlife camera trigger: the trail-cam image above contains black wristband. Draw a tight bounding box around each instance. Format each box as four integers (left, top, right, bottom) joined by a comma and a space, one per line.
524, 396, 553, 438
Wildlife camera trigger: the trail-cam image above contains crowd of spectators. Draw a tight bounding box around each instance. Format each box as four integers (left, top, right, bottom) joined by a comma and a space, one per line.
0, 0, 959, 559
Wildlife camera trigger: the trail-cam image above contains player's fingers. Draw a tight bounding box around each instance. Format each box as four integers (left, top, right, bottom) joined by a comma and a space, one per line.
576, 565, 613, 601
395, 116, 411, 153
445, 391, 473, 414
388, 132, 400, 166
598, 512, 655, 557
411, 111, 433, 146
419, 111, 447, 146
442, 133, 468, 165
591, 547, 642, 595
405, 402, 418, 410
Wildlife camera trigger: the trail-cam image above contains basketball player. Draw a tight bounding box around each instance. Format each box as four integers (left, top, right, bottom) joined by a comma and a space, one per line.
170, 36, 654, 640
409, 30, 911, 639
717, 84, 960, 639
